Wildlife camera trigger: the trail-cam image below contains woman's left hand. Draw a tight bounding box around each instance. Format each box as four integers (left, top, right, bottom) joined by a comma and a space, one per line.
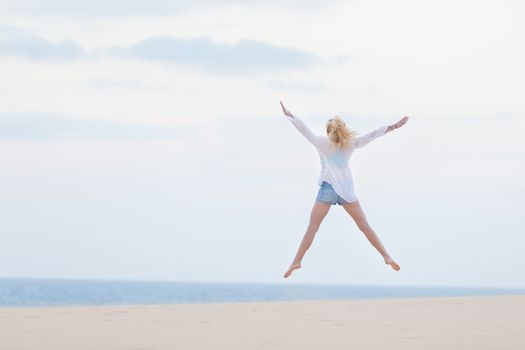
280, 101, 293, 118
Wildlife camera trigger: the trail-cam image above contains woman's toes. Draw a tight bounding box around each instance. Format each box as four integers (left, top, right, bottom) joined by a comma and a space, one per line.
389, 261, 401, 271
283, 264, 302, 278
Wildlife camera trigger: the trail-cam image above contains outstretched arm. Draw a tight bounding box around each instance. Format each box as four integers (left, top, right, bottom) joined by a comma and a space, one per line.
354, 116, 409, 149
280, 101, 318, 147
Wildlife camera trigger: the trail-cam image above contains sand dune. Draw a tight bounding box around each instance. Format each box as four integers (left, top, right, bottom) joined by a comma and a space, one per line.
1, 295, 524, 350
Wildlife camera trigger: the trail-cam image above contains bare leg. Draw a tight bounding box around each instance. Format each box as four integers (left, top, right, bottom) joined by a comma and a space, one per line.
342, 200, 400, 271
283, 201, 331, 278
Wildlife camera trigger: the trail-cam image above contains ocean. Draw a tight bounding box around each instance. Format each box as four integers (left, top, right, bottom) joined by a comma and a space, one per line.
1, 278, 524, 308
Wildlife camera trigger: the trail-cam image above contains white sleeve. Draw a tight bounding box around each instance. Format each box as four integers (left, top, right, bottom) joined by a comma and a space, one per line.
354, 125, 389, 149
286, 114, 319, 147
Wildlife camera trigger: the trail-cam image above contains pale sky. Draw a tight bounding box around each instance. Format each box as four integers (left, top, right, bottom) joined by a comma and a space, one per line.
0, 0, 524, 288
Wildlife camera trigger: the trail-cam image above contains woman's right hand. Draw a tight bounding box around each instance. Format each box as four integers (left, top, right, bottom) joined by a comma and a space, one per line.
280, 101, 293, 118
395, 116, 409, 128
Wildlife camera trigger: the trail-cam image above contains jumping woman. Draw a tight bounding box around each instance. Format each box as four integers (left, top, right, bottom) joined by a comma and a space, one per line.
280, 101, 409, 279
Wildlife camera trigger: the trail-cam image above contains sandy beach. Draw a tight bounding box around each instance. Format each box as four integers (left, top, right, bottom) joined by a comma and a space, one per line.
1, 295, 524, 350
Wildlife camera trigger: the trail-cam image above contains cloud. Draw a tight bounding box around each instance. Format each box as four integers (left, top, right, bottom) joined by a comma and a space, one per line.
0, 35, 86, 61
268, 80, 335, 94
0, 113, 187, 141
0, 0, 336, 17
84, 79, 163, 90
0, 24, 29, 37
110, 36, 318, 74
0, 28, 317, 73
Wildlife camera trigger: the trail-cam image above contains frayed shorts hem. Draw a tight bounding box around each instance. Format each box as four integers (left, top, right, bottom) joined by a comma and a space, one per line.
315, 181, 356, 206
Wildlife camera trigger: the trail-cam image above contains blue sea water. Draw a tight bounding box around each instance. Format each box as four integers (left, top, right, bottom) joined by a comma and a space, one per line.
0, 278, 524, 308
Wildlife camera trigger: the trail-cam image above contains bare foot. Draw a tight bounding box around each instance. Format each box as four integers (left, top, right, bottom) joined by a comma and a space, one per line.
385, 257, 401, 271
283, 263, 302, 278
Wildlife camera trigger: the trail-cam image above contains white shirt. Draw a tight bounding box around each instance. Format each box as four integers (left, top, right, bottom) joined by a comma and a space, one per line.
286, 114, 389, 203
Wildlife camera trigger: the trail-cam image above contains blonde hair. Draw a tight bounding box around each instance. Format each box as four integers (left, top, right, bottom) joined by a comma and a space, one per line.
326, 116, 357, 149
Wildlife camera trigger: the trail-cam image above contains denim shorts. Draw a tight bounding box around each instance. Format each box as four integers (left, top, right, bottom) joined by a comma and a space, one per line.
315, 181, 350, 206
